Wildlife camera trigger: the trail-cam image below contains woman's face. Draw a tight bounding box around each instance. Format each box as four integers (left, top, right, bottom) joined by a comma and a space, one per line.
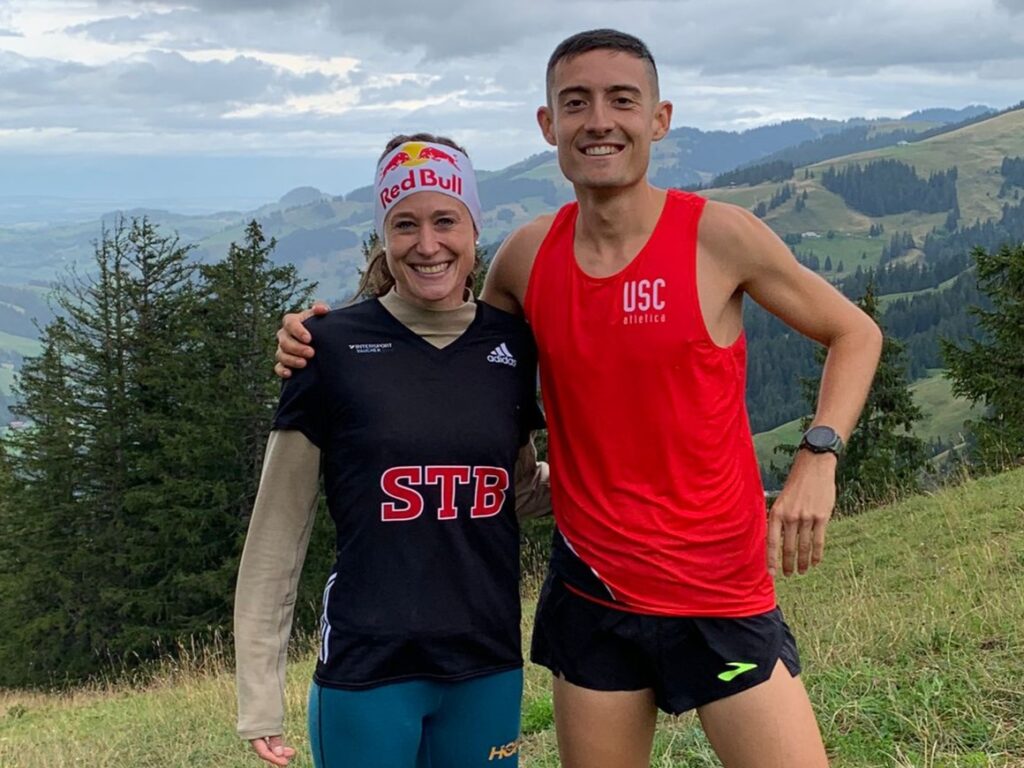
383, 191, 476, 310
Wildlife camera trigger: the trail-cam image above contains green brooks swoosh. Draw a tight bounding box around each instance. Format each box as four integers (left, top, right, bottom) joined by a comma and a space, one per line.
717, 662, 758, 682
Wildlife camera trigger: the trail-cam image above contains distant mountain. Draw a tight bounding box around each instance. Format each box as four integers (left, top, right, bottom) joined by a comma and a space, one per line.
902, 105, 993, 123
279, 187, 329, 207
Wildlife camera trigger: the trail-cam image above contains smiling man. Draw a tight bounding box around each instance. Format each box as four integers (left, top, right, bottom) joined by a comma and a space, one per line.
276, 29, 882, 768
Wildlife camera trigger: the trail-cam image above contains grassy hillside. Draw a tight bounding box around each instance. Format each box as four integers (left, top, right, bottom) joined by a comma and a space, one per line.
703, 108, 1024, 284
2, 469, 1022, 767
753, 369, 984, 470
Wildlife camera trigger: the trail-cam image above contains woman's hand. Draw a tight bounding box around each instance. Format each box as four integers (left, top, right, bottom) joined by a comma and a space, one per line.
249, 735, 297, 766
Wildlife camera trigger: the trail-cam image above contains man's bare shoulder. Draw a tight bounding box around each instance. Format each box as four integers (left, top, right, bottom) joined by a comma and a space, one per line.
698, 198, 785, 277
698, 199, 763, 251
482, 213, 557, 312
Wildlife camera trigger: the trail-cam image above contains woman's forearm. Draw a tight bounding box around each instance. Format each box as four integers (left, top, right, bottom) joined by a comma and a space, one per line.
235, 430, 321, 740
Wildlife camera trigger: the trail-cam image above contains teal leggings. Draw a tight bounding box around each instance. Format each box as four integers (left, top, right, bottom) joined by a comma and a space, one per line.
307, 668, 523, 768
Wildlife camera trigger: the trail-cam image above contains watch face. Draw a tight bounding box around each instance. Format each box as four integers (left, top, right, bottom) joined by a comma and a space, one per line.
805, 426, 838, 449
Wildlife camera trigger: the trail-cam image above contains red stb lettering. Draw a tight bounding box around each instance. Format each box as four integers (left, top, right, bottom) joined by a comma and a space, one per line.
380, 466, 424, 521
424, 466, 472, 520
379, 465, 508, 521
471, 467, 509, 518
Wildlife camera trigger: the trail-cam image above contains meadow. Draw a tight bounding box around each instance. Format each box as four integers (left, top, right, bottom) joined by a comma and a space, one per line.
2, 468, 1022, 767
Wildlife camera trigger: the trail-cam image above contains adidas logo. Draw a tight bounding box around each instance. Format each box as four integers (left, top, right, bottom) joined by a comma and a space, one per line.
487, 343, 517, 367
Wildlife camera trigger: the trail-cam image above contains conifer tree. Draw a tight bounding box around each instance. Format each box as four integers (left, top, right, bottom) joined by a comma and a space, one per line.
0, 219, 198, 683
169, 220, 321, 629
0, 320, 91, 684
942, 243, 1024, 468
775, 278, 926, 512
0, 218, 325, 685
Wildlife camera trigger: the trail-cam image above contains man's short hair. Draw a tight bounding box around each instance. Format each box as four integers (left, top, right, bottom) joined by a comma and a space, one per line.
546, 29, 659, 102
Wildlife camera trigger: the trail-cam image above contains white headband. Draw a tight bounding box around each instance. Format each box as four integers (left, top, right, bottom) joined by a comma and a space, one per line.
374, 141, 482, 236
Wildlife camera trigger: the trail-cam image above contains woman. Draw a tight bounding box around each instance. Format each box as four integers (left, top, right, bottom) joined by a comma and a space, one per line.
234, 134, 548, 768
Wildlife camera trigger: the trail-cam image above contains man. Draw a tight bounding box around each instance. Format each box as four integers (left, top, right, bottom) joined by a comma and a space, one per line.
275, 29, 882, 768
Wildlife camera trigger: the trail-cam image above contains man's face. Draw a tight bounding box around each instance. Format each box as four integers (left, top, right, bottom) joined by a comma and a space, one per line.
538, 49, 671, 191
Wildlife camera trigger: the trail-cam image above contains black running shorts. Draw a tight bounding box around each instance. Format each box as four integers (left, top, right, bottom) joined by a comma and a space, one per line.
530, 574, 802, 715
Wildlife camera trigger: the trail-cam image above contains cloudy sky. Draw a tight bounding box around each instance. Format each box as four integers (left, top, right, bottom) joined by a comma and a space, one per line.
2, 0, 1023, 209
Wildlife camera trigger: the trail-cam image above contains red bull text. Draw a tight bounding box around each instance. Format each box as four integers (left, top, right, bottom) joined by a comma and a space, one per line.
379, 169, 464, 208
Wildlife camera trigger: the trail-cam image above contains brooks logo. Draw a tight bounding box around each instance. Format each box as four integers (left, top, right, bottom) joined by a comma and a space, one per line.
717, 662, 758, 682
487, 343, 517, 367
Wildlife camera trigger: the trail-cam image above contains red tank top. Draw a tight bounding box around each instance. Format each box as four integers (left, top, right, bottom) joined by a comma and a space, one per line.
524, 189, 775, 617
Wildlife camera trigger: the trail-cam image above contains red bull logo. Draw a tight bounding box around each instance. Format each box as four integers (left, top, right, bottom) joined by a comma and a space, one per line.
379, 142, 460, 180
378, 150, 412, 180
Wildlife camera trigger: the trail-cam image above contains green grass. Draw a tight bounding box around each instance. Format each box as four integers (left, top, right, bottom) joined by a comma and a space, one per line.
3, 470, 1023, 767
907, 370, 984, 447
753, 418, 804, 470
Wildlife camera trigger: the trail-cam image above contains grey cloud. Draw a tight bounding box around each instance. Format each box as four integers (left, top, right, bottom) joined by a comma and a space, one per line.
354, 72, 480, 105
7, 0, 1024, 161
102, 0, 568, 59
0, 28, 18, 36
0, 50, 344, 131
102, 0, 317, 10
67, 10, 221, 48
92, 0, 1024, 78
635, 1, 1024, 77
71, 6, 347, 57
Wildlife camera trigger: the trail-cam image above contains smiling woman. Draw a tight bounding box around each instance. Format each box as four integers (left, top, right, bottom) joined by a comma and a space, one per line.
233, 130, 549, 768
354, 133, 483, 303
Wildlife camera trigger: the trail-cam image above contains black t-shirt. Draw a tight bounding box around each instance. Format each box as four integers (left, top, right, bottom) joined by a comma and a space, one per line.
274, 298, 544, 689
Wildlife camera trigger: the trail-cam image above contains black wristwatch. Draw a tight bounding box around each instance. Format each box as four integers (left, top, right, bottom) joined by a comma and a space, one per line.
799, 425, 844, 457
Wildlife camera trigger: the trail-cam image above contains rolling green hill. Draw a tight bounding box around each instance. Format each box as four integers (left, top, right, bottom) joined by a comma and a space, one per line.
703, 107, 1024, 282
2, 468, 1021, 767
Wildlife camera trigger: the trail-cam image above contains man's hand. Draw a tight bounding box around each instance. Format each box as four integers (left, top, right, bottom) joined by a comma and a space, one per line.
249, 735, 296, 766
767, 450, 837, 577
274, 302, 330, 379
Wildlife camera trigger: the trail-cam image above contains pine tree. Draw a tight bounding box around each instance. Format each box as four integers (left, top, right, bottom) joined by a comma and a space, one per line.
942, 243, 1024, 468
0, 320, 92, 684
0, 219, 330, 685
0, 219, 200, 683
774, 278, 926, 512
167, 220, 321, 630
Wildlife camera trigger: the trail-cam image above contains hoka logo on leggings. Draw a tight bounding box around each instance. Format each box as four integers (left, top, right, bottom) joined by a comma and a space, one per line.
318, 573, 336, 664
488, 740, 520, 760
